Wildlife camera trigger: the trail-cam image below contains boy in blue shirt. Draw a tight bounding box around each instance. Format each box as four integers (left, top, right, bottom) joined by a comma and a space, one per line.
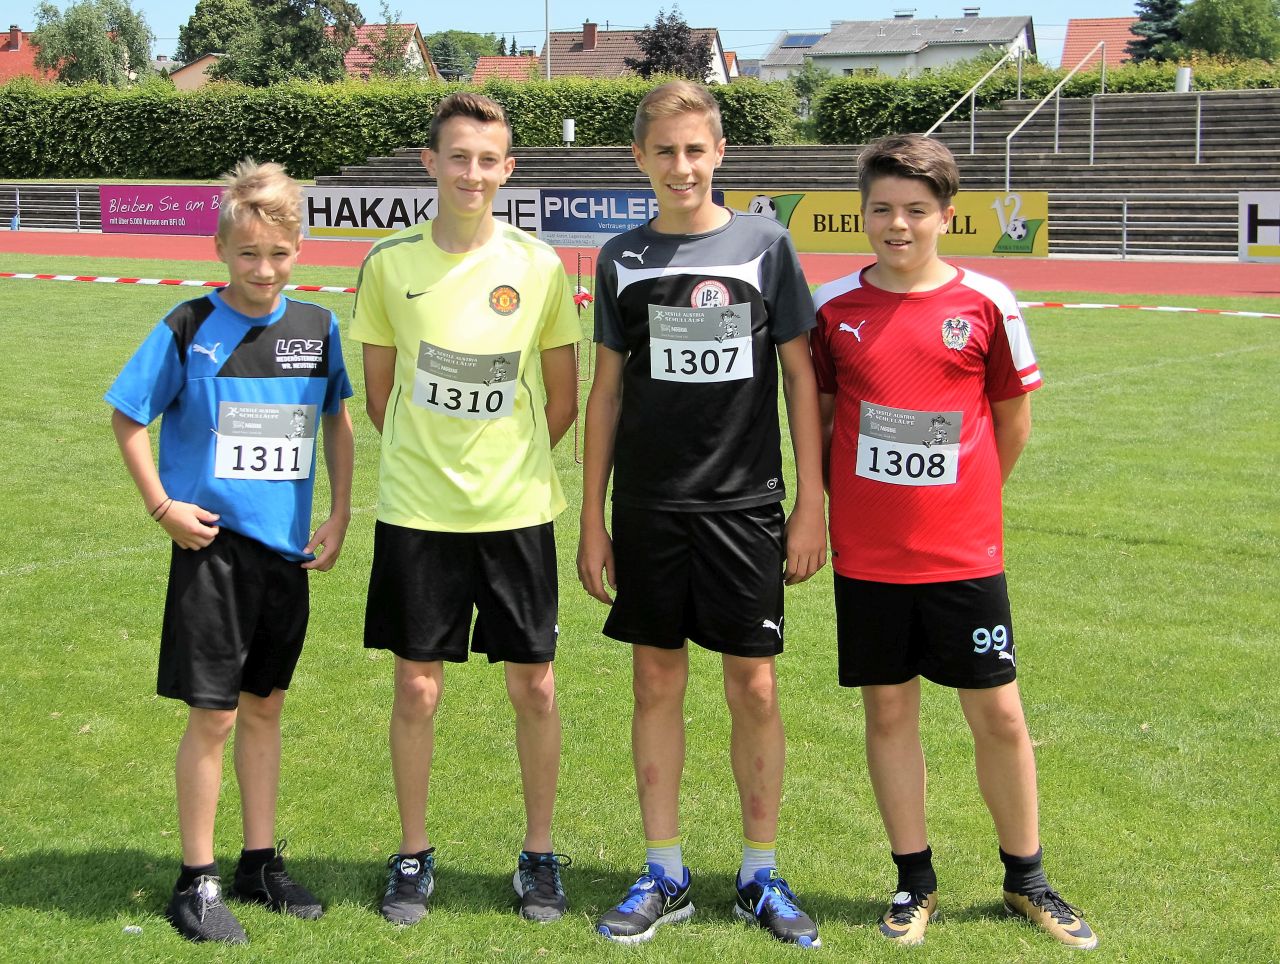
106, 160, 354, 944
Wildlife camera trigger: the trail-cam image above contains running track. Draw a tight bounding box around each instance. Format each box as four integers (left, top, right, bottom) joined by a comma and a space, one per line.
1, 230, 1277, 297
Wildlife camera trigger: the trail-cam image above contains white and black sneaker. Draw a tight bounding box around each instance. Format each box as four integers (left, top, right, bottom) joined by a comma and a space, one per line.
165, 874, 248, 944
380, 849, 435, 925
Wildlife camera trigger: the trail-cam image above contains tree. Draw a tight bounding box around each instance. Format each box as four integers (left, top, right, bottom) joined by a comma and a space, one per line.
358, 0, 426, 79
497, 36, 507, 56
1127, 0, 1183, 63
175, 0, 254, 64
1177, 0, 1280, 60
625, 6, 713, 81
210, 0, 364, 86
790, 58, 832, 117
425, 30, 501, 78
32, 0, 154, 86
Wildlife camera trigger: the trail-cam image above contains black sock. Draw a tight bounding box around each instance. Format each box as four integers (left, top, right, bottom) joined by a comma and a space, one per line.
238, 846, 276, 874
1000, 846, 1049, 895
177, 861, 218, 891
891, 846, 937, 895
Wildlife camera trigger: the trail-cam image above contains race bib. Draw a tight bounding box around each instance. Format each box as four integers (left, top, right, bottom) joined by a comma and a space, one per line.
649, 302, 752, 383
412, 341, 520, 420
855, 402, 962, 487
214, 402, 316, 480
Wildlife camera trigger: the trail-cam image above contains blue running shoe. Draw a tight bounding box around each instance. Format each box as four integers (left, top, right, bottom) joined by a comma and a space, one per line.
734, 868, 821, 948
596, 862, 694, 944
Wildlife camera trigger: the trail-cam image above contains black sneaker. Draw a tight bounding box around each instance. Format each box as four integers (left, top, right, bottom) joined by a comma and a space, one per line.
165, 874, 248, 944
513, 851, 572, 922
596, 862, 694, 944
381, 849, 435, 925
734, 868, 821, 948
230, 840, 323, 920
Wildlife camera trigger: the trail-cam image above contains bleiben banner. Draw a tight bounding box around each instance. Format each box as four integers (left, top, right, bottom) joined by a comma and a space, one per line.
723, 189, 1049, 257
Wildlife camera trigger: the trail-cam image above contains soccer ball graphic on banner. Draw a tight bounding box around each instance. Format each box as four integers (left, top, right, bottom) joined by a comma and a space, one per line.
1006, 217, 1028, 241
747, 195, 778, 219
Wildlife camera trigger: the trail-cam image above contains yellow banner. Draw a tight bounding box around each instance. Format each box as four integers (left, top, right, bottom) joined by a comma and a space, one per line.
724, 190, 1050, 257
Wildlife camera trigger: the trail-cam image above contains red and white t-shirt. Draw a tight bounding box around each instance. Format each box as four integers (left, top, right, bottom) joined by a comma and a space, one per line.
811, 266, 1041, 584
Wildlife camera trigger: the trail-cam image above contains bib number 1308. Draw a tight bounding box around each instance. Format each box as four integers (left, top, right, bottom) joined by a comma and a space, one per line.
855, 401, 961, 487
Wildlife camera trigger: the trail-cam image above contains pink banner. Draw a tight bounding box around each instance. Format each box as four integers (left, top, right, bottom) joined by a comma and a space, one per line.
100, 185, 222, 235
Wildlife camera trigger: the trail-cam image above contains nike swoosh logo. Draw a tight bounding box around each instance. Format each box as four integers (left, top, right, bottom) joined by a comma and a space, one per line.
406, 289, 431, 299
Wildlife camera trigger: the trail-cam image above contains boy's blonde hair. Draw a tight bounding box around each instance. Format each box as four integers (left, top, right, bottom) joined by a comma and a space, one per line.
633, 80, 723, 147
857, 134, 960, 207
216, 159, 303, 240
429, 92, 513, 153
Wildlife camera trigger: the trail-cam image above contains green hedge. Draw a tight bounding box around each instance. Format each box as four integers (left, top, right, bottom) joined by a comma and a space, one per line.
812, 58, 1280, 144
0, 76, 797, 180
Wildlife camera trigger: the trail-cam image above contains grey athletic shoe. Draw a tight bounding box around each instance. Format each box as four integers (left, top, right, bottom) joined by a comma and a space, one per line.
165, 874, 248, 944
513, 851, 572, 922
381, 849, 435, 925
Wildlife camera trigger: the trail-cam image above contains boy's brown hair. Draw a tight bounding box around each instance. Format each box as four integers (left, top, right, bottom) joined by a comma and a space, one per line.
216, 159, 303, 240
429, 92, 513, 153
857, 134, 960, 207
633, 80, 723, 147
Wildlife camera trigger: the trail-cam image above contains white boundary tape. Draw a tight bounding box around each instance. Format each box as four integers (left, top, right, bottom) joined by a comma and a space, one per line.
3, 272, 1278, 317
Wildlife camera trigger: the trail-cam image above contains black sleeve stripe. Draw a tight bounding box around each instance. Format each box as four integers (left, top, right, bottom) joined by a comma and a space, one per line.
162, 297, 216, 362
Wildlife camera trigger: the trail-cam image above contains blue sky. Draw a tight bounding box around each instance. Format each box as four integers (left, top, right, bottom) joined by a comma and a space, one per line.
59, 0, 1140, 67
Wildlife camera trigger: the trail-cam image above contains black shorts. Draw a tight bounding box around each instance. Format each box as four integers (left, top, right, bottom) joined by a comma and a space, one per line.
364, 520, 558, 664
158, 527, 309, 710
834, 572, 1016, 689
604, 503, 786, 658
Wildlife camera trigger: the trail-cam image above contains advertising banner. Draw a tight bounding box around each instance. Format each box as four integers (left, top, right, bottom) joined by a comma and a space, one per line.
304, 186, 540, 240
1238, 191, 1280, 263
722, 189, 1050, 257
539, 189, 723, 246
100, 185, 223, 236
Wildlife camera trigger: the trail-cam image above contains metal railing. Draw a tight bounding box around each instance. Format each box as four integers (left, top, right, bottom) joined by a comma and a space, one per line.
1, 184, 96, 231
924, 47, 1026, 153
1050, 191, 1237, 259
1005, 41, 1107, 190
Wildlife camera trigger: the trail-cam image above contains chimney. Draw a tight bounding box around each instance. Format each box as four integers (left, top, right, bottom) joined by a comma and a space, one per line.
963, 6, 980, 16
582, 21, 597, 51
9, 25, 21, 50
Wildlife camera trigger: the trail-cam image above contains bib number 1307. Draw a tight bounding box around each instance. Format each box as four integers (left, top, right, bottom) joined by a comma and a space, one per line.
648, 301, 752, 383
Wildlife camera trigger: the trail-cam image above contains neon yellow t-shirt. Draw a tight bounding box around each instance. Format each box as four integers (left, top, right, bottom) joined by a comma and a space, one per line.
351, 221, 582, 532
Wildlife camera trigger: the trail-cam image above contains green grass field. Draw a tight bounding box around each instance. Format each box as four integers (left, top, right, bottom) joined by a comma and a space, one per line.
1, 253, 1277, 963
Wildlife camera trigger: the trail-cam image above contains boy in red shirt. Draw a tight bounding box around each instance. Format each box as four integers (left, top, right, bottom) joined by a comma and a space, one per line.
811, 134, 1096, 950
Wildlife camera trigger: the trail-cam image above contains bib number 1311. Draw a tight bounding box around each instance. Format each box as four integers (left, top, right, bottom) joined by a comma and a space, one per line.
213, 401, 316, 481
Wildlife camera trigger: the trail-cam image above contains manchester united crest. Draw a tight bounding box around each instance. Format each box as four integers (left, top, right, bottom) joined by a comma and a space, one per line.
489, 285, 520, 316
941, 317, 971, 350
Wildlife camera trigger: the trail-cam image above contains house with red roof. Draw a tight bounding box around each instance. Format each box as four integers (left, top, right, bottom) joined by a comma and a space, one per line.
540, 21, 733, 84
340, 23, 439, 80
0, 24, 55, 82
1061, 17, 1139, 69
472, 55, 541, 83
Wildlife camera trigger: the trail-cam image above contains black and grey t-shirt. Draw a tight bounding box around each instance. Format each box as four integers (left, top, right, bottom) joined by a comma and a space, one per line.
594, 211, 816, 512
